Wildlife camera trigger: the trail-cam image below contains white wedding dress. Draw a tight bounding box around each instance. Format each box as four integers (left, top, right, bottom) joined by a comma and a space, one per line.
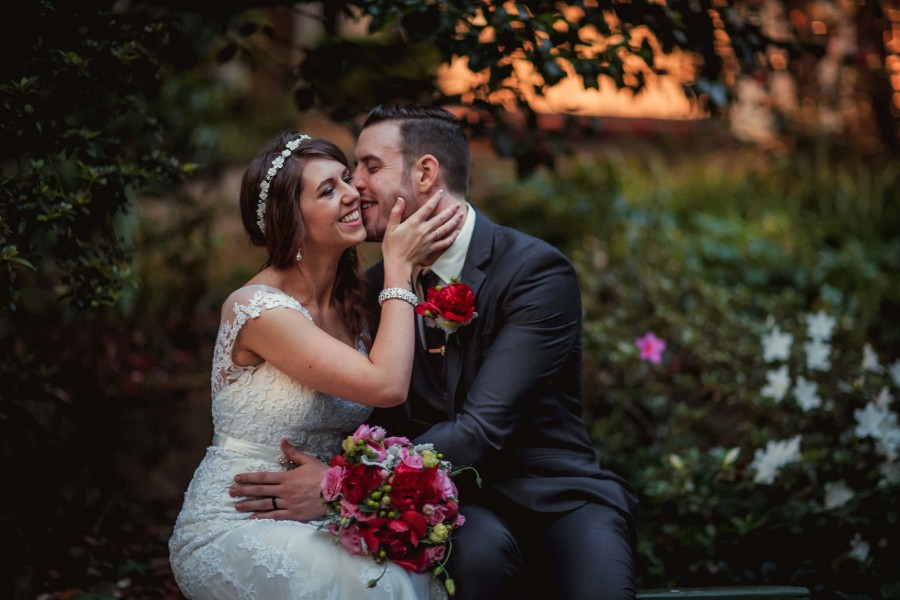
169, 285, 445, 600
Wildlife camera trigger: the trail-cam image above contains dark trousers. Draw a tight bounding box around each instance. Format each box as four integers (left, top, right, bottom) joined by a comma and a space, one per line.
447, 498, 635, 600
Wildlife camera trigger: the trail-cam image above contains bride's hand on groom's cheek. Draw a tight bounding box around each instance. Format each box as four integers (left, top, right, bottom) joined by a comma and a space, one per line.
230, 440, 329, 521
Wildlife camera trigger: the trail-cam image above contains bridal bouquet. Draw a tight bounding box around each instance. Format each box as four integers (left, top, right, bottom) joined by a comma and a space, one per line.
320, 424, 468, 595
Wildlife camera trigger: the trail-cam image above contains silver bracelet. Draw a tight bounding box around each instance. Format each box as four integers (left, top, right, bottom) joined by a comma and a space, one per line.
378, 287, 418, 307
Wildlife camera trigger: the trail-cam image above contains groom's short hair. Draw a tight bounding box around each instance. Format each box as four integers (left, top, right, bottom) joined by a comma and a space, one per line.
363, 104, 471, 198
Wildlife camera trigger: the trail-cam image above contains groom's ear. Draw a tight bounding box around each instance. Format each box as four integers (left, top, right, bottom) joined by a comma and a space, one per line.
411, 154, 439, 192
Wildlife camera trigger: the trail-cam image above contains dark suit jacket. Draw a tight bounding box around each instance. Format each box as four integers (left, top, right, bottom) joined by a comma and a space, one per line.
367, 209, 636, 531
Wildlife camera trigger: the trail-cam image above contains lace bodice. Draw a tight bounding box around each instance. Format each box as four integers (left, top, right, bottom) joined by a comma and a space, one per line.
210, 284, 371, 459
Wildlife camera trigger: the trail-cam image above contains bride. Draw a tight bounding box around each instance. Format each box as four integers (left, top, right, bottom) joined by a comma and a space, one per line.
168, 132, 462, 599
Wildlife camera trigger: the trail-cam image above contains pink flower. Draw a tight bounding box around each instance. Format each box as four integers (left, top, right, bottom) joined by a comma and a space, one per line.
434, 469, 458, 500
384, 436, 411, 448
339, 498, 376, 522
636, 332, 666, 364
321, 465, 345, 501
399, 447, 424, 469
425, 545, 446, 565
337, 522, 365, 554
352, 424, 386, 443
423, 503, 446, 524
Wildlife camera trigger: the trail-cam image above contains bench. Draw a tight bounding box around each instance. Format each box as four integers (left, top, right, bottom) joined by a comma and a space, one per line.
637, 587, 810, 599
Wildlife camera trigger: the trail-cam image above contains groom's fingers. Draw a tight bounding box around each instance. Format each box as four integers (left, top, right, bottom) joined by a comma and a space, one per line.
280, 439, 315, 465
230, 470, 283, 513
233, 469, 284, 485
233, 495, 281, 515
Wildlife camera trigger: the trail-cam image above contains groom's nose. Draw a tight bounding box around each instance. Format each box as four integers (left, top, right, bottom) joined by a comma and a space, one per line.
351, 165, 366, 191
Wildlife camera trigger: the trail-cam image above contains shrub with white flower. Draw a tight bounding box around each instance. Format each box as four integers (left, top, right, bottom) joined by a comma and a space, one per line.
749, 435, 802, 484
626, 307, 900, 592
755, 311, 900, 485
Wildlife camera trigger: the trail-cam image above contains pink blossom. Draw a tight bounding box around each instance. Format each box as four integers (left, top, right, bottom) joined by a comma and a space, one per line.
635, 332, 667, 364
425, 544, 446, 565
321, 465, 345, 501
366, 444, 388, 462
399, 447, 423, 468
384, 436, 411, 448
337, 523, 365, 554
434, 469, 458, 499
423, 503, 447, 524
339, 498, 376, 521
352, 424, 386, 443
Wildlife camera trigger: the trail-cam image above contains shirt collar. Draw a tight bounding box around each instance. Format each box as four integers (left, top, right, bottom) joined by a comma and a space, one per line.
427, 202, 475, 285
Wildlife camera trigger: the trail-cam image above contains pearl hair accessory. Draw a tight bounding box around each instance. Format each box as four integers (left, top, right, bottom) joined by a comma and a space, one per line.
256, 134, 312, 235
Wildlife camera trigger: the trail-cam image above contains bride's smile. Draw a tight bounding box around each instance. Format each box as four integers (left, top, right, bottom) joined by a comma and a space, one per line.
299, 159, 366, 251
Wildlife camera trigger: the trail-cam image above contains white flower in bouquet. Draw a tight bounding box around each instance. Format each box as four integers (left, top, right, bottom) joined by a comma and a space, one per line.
750, 435, 802, 484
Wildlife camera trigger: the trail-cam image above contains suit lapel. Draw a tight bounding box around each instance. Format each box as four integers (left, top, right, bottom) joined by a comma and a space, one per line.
444, 209, 494, 412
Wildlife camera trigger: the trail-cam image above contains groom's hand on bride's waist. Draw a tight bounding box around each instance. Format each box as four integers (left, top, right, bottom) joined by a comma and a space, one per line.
230, 439, 329, 521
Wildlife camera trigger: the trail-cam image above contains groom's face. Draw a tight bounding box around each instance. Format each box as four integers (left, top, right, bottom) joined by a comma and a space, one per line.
353, 121, 417, 242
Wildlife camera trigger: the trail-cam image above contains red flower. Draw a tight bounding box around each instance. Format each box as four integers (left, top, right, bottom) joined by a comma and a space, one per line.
341, 463, 386, 504
415, 281, 477, 334
391, 463, 441, 512
394, 550, 430, 573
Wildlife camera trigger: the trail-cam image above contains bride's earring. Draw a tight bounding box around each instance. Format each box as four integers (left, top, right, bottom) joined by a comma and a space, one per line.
295, 249, 303, 263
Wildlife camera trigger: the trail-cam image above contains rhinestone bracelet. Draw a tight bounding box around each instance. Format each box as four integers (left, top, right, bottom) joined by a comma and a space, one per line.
377, 287, 418, 308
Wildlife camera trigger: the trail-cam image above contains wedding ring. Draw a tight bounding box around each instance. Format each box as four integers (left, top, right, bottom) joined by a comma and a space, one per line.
270, 497, 278, 511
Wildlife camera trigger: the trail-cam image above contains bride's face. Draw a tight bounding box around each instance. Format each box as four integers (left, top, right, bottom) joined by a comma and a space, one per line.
298, 158, 366, 251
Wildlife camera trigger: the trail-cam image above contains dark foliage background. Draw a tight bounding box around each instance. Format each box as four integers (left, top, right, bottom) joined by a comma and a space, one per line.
2, 1, 898, 599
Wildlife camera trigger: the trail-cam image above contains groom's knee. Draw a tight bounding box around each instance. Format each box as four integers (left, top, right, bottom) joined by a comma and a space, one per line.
448, 504, 523, 600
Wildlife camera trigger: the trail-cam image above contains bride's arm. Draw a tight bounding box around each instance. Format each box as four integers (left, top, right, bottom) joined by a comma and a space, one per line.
238, 192, 461, 408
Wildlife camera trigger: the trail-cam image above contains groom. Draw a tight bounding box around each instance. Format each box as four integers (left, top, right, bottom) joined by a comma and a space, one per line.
232, 104, 638, 599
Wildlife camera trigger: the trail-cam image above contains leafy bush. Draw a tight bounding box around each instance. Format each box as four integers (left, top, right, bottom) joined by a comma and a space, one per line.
481, 151, 900, 599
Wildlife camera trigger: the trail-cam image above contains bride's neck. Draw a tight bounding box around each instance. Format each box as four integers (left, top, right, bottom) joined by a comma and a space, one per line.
283, 251, 341, 310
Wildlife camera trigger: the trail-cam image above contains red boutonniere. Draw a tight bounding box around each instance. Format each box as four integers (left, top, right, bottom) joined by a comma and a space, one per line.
415, 279, 477, 335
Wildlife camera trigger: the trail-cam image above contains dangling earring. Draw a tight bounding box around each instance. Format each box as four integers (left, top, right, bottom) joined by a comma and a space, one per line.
295, 249, 303, 263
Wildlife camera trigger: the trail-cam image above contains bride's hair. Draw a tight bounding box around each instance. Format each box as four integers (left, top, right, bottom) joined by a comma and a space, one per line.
239, 132, 368, 340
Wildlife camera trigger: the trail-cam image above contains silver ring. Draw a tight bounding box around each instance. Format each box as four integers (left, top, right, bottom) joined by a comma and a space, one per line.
270, 497, 278, 511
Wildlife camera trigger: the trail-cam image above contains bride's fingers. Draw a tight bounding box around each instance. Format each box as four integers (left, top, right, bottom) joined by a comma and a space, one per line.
420, 207, 463, 250
426, 205, 463, 237
428, 223, 462, 253
386, 196, 405, 230
403, 189, 444, 226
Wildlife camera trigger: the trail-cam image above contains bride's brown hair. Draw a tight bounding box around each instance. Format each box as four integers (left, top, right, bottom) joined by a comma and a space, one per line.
239, 132, 368, 340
